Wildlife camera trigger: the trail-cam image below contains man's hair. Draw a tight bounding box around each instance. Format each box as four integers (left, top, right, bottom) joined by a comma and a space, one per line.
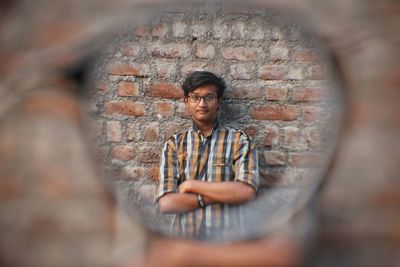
182, 71, 226, 98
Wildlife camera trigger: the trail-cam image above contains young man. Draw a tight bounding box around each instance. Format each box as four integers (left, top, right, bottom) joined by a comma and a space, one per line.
157, 71, 259, 239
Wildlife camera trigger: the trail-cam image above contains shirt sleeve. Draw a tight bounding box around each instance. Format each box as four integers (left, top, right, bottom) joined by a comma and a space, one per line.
233, 132, 260, 191
157, 136, 180, 201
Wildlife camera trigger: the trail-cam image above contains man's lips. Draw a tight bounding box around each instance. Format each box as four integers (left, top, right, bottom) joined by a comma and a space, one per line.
196, 109, 209, 113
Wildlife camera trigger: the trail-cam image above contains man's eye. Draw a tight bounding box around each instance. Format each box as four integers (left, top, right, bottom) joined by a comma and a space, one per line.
191, 96, 200, 101
205, 96, 216, 102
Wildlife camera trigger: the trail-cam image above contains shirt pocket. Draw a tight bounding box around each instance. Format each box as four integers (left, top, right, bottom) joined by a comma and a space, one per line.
212, 156, 233, 181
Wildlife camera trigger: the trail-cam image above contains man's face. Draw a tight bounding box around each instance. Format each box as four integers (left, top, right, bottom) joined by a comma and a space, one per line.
184, 84, 221, 125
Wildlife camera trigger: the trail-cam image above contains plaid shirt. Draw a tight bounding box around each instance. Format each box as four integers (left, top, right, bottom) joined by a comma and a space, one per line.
157, 122, 259, 239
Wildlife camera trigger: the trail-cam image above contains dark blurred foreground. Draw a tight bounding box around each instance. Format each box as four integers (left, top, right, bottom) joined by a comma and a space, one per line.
1, 0, 400, 266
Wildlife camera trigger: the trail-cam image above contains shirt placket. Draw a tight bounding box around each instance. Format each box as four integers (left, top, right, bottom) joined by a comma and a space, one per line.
196, 133, 211, 181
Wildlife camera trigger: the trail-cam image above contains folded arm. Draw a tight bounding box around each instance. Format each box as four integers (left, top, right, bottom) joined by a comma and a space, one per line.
158, 192, 215, 214
158, 180, 255, 214
179, 180, 256, 204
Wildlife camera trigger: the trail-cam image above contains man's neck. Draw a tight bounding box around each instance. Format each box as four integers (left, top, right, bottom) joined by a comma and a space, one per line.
193, 120, 217, 137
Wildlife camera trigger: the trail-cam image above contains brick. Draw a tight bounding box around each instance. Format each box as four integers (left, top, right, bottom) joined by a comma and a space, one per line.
262, 125, 279, 147
134, 26, 150, 37
104, 101, 145, 116
282, 126, 307, 150
148, 167, 160, 182
121, 44, 140, 57
148, 42, 190, 58
195, 44, 215, 59
263, 151, 286, 166
259, 169, 286, 187
269, 46, 290, 62
181, 63, 214, 77
227, 85, 264, 99
111, 145, 135, 161
151, 22, 168, 37
138, 147, 161, 164
153, 101, 174, 117
108, 63, 150, 76
232, 21, 246, 39
291, 87, 325, 102
303, 106, 322, 122
265, 87, 287, 101
292, 49, 319, 62
246, 20, 265, 40
230, 64, 253, 80
172, 21, 187, 37
144, 122, 160, 142
213, 20, 232, 39
287, 67, 305, 80
241, 125, 258, 139
250, 105, 299, 121
93, 80, 107, 95
191, 23, 208, 37
126, 123, 140, 142
165, 122, 187, 140
106, 121, 122, 142
121, 166, 145, 181
288, 152, 321, 167
307, 65, 328, 80
258, 65, 287, 80
305, 127, 321, 148
146, 83, 183, 99
176, 102, 191, 118
155, 62, 177, 78
260, 169, 302, 187
117, 81, 139, 96
270, 26, 284, 41
221, 47, 261, 61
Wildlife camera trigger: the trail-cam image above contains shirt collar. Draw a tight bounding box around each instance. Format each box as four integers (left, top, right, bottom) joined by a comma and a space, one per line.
192, 120, 220, 135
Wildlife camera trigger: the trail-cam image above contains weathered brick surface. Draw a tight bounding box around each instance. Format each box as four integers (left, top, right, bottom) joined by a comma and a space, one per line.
153, 101, 174, 117
282, 126, 307, 150
262, 125, 279, 147
106, 121, 122, 142
265, 87, 287, 101
104, 101, 145, 117
291, 87, 325, 102
93, 7, 332, 243
196, 43, 216, 59
108, 63, 150, 76
146, 83, 183, 99
148, 42, 190, 58
263, 151, 286, 165
258, 65, 287, 80
250, 105, 299, 121
221, 47, 262, 61
117, 81, 139, 97
111, 145, 135, 161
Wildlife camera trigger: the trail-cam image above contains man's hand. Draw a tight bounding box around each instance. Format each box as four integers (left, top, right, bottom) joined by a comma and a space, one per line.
179, 180, 256, 204
178, 180, 198, 193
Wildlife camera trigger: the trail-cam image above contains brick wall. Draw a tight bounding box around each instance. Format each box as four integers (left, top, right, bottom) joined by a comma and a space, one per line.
90, 8, 334, 221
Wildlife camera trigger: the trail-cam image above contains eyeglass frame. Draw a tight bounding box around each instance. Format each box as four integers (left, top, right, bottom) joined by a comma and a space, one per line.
186, 94, 219, 104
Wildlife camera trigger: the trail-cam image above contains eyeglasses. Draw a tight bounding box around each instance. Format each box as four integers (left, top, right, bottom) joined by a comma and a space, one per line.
187, 94, 218, 104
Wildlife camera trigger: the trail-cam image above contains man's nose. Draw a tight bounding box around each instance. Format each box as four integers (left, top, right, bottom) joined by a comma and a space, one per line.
198, 97, 207, 106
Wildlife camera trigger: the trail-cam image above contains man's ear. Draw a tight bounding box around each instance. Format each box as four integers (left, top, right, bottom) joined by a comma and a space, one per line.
217, 97, 223, 110
183, 97, 188, 106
